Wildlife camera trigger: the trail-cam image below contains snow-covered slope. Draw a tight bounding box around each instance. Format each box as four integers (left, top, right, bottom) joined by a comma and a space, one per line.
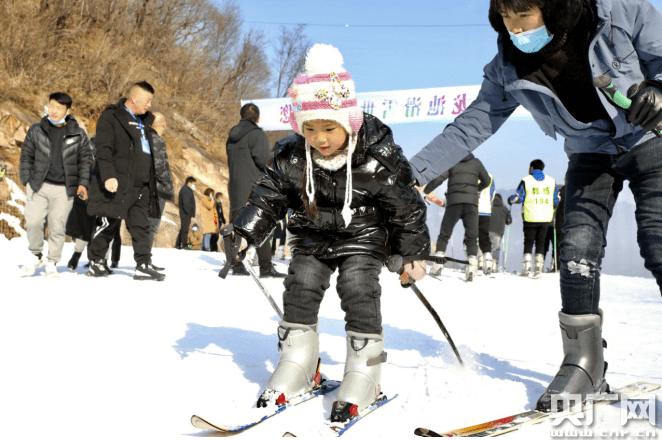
2, 237, 661, 439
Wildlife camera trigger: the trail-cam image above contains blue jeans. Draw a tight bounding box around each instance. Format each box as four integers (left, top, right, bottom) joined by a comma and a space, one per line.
282, 254, 383, 334
202, 233, 211, 250
561, 137, 662, 314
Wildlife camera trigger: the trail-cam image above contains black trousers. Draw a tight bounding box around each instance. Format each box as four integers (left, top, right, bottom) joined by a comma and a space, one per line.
523, 221, 548, 255
89, 185, 152, 265
176, 215, 192, 249
436, 203, 479, 256
478, 215, 492, 254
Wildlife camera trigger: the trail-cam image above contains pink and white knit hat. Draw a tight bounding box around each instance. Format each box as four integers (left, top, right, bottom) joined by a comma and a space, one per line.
287, 44, 363, 227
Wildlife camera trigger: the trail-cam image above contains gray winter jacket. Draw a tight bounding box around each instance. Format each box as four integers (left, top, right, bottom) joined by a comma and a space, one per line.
226, 119, 272, 217
20, 116, 93, 197
410, 0, 662, 185
489, 197, 512, 236
423, 153, 490, 206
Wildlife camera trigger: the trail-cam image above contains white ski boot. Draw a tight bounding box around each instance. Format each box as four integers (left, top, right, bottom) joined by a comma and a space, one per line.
533, 253, 544, 278
257, 321, 321, 407
465, 255, 478, 282
483, 252, 494, 276
521, 253, 532, 277
331, 331, 387, 423
429, 251, 445, 277
536, 309, 609, 412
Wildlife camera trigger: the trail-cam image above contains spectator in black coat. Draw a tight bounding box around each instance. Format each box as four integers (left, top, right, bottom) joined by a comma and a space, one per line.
86, 81, 164, 280
211, 192, 226, 252
489, 194, 513, 268
176, 176, 196, 250
226, 103, 283, 277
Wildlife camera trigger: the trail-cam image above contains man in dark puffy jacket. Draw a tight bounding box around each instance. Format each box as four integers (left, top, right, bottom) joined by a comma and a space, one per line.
226, 103, 284, 278
20, 92, 92, 278
176, 176, 196, 249
147, 112, 174, 259
86, 81, 164, 281
423, 153, 490, 281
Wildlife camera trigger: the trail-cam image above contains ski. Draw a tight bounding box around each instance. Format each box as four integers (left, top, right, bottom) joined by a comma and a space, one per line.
328, 393, 399, 436
191, 379, 340, 435
414, 381, 659, 437
284, 393, 399, 437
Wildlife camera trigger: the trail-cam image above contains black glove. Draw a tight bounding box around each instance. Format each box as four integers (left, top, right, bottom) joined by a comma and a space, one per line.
627, 80, 662, 132
218, 225, 248, 278
507, 197, 514, 206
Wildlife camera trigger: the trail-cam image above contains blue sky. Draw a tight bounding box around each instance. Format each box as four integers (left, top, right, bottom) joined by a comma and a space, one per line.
229, 0, 662, 198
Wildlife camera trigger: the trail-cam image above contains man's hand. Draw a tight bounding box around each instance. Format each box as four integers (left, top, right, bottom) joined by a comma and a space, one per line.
426, 192, 445, 207
399, 260, 427, 285
627, 80, 662, 132
77, 185, 88, 200
105, 178, 118, 193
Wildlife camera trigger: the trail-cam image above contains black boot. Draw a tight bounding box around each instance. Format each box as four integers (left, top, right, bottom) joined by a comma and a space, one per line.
536, 309, 609, 412
134, 263, 166, 281
68, 252, 82, 271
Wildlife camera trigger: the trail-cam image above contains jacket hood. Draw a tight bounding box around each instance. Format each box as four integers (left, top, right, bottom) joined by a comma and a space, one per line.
460, 153, 475, 162
488, 0, 589, 63
493, 196, 504, 207
228, 118, 260, 143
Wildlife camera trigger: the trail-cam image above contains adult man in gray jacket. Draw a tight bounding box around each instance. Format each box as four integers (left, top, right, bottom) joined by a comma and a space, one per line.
20, 92, 92, 277
226, 103, 284, 278
408, 0, 662, 413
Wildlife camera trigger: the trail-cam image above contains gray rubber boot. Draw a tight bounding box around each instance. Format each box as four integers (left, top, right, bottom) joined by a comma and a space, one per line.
536, 309, 609, 412
522, 253, 532, 276
331, 331, 387, 422
257, 321, 320, 407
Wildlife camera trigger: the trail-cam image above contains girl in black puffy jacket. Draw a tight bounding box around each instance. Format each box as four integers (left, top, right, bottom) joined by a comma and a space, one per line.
228, 44, 430, 423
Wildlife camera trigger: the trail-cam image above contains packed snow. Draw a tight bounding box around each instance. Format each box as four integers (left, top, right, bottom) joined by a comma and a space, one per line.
2, 236, 661, 439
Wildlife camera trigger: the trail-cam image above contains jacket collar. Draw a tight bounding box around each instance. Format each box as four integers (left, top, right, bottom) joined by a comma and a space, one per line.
39, 115, 82, 137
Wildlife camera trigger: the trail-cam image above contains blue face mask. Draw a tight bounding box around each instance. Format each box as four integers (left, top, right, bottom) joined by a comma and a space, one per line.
48, 115, 67, 125
509, 25, 554, 53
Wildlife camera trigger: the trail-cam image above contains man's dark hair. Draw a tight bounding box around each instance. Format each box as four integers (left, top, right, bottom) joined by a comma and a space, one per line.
49, 92, 73, 110
215, 192, 223, 199
530, 159, 545, 171
185, 176, 197, 184
494, 193, 503, 201
240, 103, 260, 123
134, 81, 155, 95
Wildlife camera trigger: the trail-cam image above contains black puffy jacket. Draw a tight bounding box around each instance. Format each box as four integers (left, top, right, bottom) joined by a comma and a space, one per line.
19, 116, 93, 197
87, 99, 160, 219
233, 113, 430, 262
150, 130, 174, 202
423, 153, 490, 206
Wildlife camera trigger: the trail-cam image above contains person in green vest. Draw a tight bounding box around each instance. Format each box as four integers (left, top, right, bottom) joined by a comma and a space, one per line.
508, 159, 559, 277
478, 173, 496, 275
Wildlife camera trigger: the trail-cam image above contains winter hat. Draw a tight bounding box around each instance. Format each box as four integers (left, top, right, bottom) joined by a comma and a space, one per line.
287, 44, 363, 227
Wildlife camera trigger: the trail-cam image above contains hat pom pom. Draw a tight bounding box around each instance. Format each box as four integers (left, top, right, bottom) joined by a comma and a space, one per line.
289, 112, 300, 133
349, 108, 363, 133
305, 44, 345, 74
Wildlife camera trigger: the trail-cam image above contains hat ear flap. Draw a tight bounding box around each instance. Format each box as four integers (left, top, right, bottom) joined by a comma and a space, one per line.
289, 111, 300, 133
349, 108, 363, 133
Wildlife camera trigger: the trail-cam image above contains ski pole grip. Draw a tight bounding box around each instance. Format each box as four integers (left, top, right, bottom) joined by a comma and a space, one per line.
593, 75, 632, 110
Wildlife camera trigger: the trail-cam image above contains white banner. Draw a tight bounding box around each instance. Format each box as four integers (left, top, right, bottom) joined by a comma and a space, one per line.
242, 85, 531, 131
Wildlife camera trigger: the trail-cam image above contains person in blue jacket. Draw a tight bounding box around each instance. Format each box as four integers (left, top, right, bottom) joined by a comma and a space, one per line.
409, 0, 662, 412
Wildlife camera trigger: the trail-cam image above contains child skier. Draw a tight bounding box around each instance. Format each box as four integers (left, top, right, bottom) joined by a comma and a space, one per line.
223, 44, 430, 422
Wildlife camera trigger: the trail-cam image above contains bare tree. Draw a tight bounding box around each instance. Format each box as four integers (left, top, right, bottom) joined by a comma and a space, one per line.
272, 24, 311, 98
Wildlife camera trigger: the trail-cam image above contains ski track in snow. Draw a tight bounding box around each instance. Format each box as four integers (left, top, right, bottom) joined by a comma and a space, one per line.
1, 236, 661, 439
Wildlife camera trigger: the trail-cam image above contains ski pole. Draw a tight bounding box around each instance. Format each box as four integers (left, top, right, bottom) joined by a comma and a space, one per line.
593, 75, 662, 138
503, 205, 512, 272
241, 258, 284, 320
387, 255, 464, 367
